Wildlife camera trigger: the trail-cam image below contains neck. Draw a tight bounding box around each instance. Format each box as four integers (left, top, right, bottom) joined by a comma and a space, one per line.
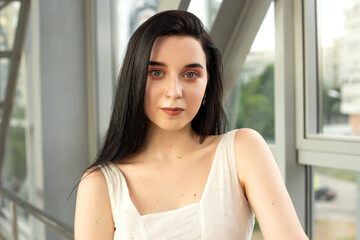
141, 124, 200, 161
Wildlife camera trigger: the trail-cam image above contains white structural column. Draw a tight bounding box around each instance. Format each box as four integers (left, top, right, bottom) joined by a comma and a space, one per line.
94, 0, 115, 144
84, 0, 98, 163
25, 0, 45, 238
275, 0, 307, 230
30, 0, 90, 239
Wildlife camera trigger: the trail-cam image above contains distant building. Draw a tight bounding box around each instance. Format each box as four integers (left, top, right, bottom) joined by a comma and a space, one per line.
322, 39, 340, 89
239, 50, 274, 84
339, 0, 360, 135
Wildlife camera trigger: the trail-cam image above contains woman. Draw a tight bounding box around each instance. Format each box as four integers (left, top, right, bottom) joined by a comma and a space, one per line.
75, 10, 308, 240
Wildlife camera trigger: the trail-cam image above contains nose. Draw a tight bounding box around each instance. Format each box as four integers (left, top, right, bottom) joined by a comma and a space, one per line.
166, 75, 182, 99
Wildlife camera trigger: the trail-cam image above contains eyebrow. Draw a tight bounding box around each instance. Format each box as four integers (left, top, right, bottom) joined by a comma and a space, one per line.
148, 61, 203, 69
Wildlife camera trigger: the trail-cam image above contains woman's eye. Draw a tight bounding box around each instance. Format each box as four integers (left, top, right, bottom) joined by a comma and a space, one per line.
185, 72, 197, 79
150, 70, 163, 77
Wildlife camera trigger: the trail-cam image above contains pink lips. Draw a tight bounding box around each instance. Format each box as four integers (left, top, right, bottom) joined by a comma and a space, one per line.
161, 107, 184, 116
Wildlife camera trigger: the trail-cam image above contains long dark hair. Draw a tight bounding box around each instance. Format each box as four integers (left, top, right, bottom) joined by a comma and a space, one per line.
89, 10, 226, 169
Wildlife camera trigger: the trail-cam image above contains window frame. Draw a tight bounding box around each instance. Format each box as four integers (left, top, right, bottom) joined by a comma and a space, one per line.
296, 0, 360, 238
298, 0, 360, 170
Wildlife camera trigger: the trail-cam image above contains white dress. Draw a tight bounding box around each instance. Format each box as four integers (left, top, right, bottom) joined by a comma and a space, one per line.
99, 130, 255, 240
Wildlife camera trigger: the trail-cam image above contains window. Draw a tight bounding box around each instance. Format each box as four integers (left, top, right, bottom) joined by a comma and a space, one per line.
301, 0, 360, 239
317, 0, 360, 137
0, 1, 31, 238
227, 2, 275, 144
187, 0, 223, 30
113, 0, 160, 76
313, 166, 357, 240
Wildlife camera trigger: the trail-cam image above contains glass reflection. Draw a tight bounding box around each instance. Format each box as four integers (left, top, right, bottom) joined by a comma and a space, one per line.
227, 2, 275, 144
0, 58, 9, 103
187, 0, 223, 30
114, 0, 160, 78
313, 166, 358, 239
0, 1, 21, 51
317, 0, 360, 136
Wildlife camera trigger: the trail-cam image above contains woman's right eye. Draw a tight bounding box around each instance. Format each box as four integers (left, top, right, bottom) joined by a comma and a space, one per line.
149, 70, 163, 77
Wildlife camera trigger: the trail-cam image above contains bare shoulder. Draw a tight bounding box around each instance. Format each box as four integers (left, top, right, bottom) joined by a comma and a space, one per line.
234, 128, 267, 148
77, 166, 110, 203
233, 128, 274, 182
233, 129, 309, 239
75, 166, 114, 239
234, 128, 270, 155
79, 166, 107, 189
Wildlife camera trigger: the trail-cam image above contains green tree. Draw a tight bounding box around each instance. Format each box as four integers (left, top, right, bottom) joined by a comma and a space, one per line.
237, 63, 274, 141
3, 126, 27, 192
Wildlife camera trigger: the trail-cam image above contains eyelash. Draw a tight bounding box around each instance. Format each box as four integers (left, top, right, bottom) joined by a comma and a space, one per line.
149, 69, 163, 78
148, 69, 199, 79
184, 71, 198, 79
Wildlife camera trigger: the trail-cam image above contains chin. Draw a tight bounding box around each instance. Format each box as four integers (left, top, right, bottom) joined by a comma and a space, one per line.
160, 125, 189, 132
150, 121, 191, 132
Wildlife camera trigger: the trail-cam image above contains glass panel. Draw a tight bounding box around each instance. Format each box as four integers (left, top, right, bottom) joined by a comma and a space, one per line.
0, 204, 53, 240
1, 48, 27, 197
0, 1, 21, 51
227, 2, 275, 144
21, 213, 51, 240
2, 126, 27, 195
0, 57, 9, 103
0, 51, 32, 239
317, 0, 360, 136
114, 0, 160, 77
187, 0, 223, 30
313, 166, 358, 239
0, 197, 12, 239
252, 218, 263, 240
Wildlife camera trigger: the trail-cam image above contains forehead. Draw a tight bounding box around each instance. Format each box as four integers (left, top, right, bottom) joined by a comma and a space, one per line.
149, 35, 206, 65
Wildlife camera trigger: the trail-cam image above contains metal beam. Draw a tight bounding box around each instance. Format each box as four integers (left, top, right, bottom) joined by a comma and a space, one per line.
0, 51, 12, 58
178, 0, 190, 11
275, 0, 307, 230
210, 0, 272, 99
0, 0, 12, 11
84, 0, 98, 164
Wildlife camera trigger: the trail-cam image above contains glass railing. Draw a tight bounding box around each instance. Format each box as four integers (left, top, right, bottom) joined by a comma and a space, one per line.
0, 187, 73, 240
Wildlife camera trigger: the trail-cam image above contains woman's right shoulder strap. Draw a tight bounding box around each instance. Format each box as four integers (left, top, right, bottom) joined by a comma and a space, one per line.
98, 163, 125, 222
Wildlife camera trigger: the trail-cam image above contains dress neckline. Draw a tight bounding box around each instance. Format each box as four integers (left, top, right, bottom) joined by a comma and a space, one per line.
110, 133, 227, 217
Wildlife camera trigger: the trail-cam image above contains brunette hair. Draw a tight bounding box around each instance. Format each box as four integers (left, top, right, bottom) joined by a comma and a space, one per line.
89, 10, 226, 168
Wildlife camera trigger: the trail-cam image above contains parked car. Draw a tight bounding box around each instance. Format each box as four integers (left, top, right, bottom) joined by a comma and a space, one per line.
315, 187, 336, 201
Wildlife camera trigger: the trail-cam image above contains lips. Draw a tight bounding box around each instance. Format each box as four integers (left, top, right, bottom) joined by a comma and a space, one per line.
161, 107, 184, 116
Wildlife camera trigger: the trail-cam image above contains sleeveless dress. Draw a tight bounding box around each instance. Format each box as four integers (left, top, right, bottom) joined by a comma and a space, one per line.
99, 130, 255, 239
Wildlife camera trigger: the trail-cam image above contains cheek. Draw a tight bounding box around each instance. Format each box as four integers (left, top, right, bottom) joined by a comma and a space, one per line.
186, 84, 207, 108
144, 81, 160, 112
144, 81, 152, 113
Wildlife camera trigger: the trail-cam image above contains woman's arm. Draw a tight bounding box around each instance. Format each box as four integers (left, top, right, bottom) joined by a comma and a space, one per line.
74, 167, 114, 240
235, 128, 309, 240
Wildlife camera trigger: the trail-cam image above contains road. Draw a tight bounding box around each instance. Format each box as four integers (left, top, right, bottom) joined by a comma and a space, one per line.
314, 173, 357, 222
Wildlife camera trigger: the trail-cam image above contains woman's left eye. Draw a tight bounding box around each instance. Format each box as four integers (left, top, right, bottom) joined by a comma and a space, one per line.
150, 70, 163, 77
184, 72, 197, 79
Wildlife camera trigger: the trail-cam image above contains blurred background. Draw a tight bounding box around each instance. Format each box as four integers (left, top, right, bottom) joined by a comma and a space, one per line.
0, 0, 360, 239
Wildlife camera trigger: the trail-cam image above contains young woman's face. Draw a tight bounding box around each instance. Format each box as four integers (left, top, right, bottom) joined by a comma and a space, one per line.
145, 35, 208, 132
